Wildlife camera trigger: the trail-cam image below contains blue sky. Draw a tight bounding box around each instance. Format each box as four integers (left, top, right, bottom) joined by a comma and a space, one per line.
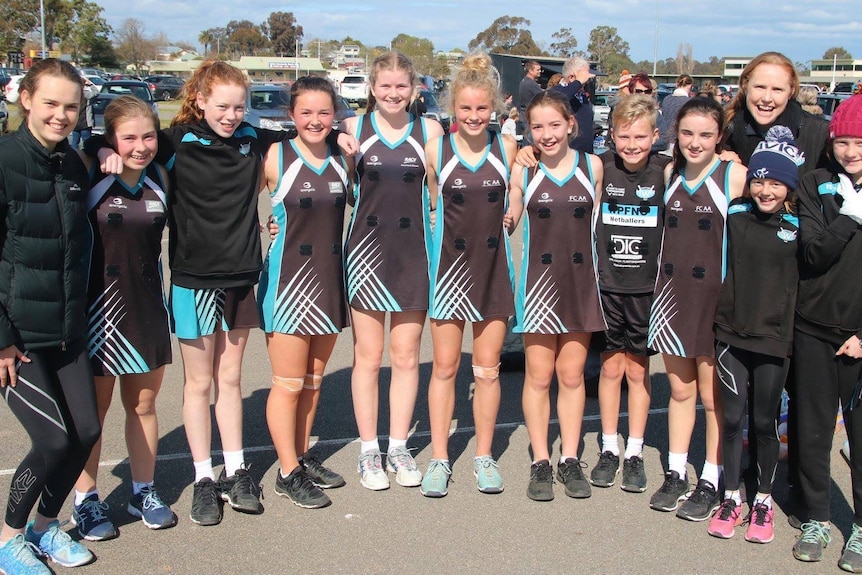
99, 0, 860, 66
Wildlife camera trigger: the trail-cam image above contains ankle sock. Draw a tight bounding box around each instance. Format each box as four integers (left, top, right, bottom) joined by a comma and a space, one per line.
360, 438, 380, 453
388, 437, 407, 453
132, 481, 153, 496
74, 489, 99, 506
624, 437, 644, 459
194, 458, 215, 482
601, 433, 620, 456
700, 461, 721, 487
223, 450, 245, 477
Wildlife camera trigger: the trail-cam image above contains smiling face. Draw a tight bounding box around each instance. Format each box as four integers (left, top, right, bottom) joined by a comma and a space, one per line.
744, 63, 793, 129
833, 137, 862, 183
111, 115, 158, 173
677, 112, 721, 167
196, 82, 246, 137
291, 88, 335, 146
372, 68, 413, 116
454, 86, 493, 137
748, 178, 789, 213
529, 104, 574, 159
612, 117, 658, 171
20, 75, 82, 151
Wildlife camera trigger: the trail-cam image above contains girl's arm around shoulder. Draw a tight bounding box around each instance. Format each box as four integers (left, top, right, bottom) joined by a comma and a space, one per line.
727, 161, 747, 201
507, 163, 526, 233
424, 118, 444, 141
501, 134, 518, 169
261, 141, 282, 195
588, 153, 604, 195
663, 162, 674, 187
424, 136, 442, 212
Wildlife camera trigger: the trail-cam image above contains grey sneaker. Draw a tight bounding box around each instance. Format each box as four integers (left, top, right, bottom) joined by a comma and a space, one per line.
621, 456, 647, 493
526, 460, 554, 502
793, 520, 831, 562
556, 458, 591, 498
386, 446, 422, 487
358, 449, 390, 491
590, 451, 620, 487
840, 523, 862, 572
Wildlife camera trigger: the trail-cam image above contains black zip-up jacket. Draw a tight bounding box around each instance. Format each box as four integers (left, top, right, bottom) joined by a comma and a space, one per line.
0, 125, 91, 351
795, 168, 862, 345
714, 198, 799, 357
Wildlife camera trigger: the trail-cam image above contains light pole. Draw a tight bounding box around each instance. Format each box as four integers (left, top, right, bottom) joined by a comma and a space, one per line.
40, 0, 47, 58
652, 0, 660, 76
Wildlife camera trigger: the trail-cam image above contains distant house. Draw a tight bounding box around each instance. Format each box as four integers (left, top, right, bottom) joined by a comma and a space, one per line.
335, 44, 363, 70
723, 57, 752, 79
810, 58, 862, 84
156, 46, 200, 61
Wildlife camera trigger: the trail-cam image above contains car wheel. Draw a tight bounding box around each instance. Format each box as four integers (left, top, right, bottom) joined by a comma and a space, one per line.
160, 90, 171, 101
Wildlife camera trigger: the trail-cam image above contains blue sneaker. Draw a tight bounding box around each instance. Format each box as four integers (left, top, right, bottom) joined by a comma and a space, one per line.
473, 455, 504, 494
0, 533, 50, 575
25, 520, 93, 567
71, 494, 118, 541
128, 485, 178, 530
419, 459, 451, 498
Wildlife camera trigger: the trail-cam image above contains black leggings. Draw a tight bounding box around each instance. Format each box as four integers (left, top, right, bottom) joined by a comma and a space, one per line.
2, 346, 100, 529
715, 341, 788, 494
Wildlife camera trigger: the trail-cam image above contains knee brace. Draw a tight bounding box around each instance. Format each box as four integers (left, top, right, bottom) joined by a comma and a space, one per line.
303, 374, 323, 390
472, 363, 501, 380
272, 375, 304, 392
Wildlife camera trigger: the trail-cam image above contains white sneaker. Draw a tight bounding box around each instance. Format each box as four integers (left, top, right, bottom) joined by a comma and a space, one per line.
358, 449, 390, 491
386, 446, 422, 487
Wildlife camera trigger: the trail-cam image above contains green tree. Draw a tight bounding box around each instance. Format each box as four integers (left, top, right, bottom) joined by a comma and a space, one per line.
429, 55, 451, 80
391, 33, 435, 74
87, 35, 118, 68
114, 17, 155, 74
823, 46, 852, 60
468, 16, 542, 56
54, 0, 111, 62
230, 27, 268, 56
198, 29, 214, 57
266, 11, 303, 56
549, 27, 579, 58
587, 26, 630, 74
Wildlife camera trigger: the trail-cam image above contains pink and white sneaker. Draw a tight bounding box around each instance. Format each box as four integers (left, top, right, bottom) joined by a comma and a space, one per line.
708, 498, 743, 538
745, 502, 775, 543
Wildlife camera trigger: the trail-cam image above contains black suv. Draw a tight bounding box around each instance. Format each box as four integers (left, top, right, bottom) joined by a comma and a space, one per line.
145, 75, 185, 101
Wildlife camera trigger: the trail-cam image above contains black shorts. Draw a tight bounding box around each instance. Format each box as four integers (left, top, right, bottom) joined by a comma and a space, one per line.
600, 290, 654, 356
170, 284, 260, 339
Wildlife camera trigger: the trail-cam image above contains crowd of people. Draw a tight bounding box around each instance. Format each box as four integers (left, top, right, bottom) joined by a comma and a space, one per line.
0, 47, 860, 574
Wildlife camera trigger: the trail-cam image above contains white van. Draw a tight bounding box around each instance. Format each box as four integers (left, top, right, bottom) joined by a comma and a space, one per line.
339, 74, 369, 108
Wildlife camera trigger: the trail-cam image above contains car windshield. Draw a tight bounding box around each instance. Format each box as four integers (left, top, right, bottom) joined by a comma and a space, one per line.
101, 84, 152, 102
421, 91, 439, 107
250, 88, 290, 111
343, 77, 365, 84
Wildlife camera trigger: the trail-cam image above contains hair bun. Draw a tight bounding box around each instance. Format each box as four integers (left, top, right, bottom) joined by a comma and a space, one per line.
461, 53, 491, 74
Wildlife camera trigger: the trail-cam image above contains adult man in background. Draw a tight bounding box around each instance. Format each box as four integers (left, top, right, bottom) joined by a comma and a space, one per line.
551, 56, 596, 153
518, 60, 543, 133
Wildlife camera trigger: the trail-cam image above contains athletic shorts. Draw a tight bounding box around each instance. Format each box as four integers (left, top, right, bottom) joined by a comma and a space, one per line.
170, 284, 259, 339
600, 290, 654, 356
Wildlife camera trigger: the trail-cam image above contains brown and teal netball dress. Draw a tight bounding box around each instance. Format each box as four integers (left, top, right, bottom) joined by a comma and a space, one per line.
513, 153, 605, 334
648, 160, 731, 358
428, 132, 514, 321
258, 140, 350, 335
344, 113, 430, 312
86, 165, 171, 375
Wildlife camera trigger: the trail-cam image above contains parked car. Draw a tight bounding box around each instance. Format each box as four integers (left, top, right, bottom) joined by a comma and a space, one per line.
3, 75, 24, 104
92, 80, 158, 135
833, 82, 857, 94
145, 75, 185, 101
419, 89, 450, 132
84, 75, 105, 88
339, 74, 370, 108
0, 95, 7, 135
592, 91, 614, 132
243, 84, 356, 132
817, 93, 852, 120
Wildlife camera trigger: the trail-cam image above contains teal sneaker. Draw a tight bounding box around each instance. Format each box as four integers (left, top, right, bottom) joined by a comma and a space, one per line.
0, 533, 50, 575
419, 459, 451, 498
473, 455, 504, 494
25, 520, 94, 567
792, 520, 831, 562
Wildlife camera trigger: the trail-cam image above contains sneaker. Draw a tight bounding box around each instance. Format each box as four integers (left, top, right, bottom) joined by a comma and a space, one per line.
677, 479, 720, 521
649, 470, 690, 512
708, 498, 743, 539
189, 477, 222, 526
0, 533, 51, 575
419, 459, 451, 498
300, 451, 346, 489
386, 446, 422, 487
590, 451, 620, 487
556, 458, 591, 498
621, 456, 647, 493
745, 502, 775, 544
273, 467, 331, 509
358, 449, 390, 491
218, 466, 264, 514
70, 494, 118, 541
473, 455, 504, 494
840, 523, 862, 573
127, 485, 178, 530
25, 520, 93, 568
793, 520, 831, 562
526, 460, 554, 502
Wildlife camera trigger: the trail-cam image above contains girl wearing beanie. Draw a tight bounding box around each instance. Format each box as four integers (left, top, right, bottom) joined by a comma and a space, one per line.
791, 94, 862, 571
707, 126, 803, 544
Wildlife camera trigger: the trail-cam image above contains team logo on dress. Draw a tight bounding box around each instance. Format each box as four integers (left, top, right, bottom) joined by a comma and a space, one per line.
404, 156, 417, 163
670, 199, 683, 212
538, 192, 553, 204
635, 185, 656, 200
695, 205, 713, 213
605, 184, 625, 197
451, 178, 466, 190
145, 200, 165, 213
567, 195, 587, 203
328, 182, 342, 194
112, 197, 123, 205
239, 143, 251, 156
482, 179, 501, 187
777, 227, 797, 243
303, 182, 311, 189
370, 155, 379, 163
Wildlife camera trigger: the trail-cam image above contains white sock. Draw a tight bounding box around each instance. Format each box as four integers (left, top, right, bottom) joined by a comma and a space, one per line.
725, 489, 742, 505
700, 461, 722, 487
74, 489, 99, 506
223, 450, 245, 477
194, 458, 215, 482
668, 452, 688, 479
132, 481, 152, 496
360, 438, 380, 453
754, 493, 773, 508
624, 437, 644, 459
602, 433, 620, 456
388, 437, 407, 453
560, 455, 578, 464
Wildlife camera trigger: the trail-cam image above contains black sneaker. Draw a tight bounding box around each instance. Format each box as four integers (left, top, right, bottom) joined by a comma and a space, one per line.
590, 451, 620, 487
621, 455, 647, 493
274, 467, 331, 509
526, 460, 554, 502
189, 478, 222, 526
649, 470, 690, 512
556, 458, 591, 498
300, 451, 346, 489
218, 466, 264, 514
676, 479, 720, 521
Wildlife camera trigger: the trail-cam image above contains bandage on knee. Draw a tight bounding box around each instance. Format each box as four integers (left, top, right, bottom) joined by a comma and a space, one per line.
472, 363, 501, 380
272, 375, 304, 392
303, 374, 323, 390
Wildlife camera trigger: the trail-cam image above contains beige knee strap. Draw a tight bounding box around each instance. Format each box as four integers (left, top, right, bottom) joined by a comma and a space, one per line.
472, 363, 501, 380
303, 374, 323, 390
272, 375, 304, 392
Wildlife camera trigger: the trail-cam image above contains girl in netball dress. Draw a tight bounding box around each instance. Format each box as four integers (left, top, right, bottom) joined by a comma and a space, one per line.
72, 97, 176, 541
508, 91, 605, 502
420, 53, 518, 498
647, 97, 746, 520
259, 76, 353, 509
341, 53, 444, 490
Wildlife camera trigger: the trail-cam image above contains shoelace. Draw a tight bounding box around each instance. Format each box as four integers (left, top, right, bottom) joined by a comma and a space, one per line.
41, 521, 76, 552
139, 487, 166, 511
800, 521, 832, 545
475, 457, 499, 478
596, 452, 618, 471
533, 463, 553, 482
659, 474, 684, 493
560, 460, 587, 481
388, 447, 417, 471
5, 534, 45, 566
716, 500, 738, 521
196, 481, 219, 506
234, 470, 261, 497
748, 503, 771, 526
359, 452, 384, 472
80, 498, 109, 522
427, 459, 452, 480
847, 526, 862, 555
626, 457, 644, 474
